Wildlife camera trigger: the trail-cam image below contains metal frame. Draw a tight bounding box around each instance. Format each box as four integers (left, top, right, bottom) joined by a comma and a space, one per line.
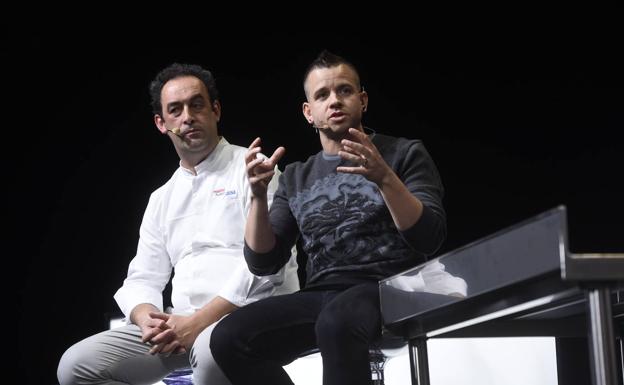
380, 206, 623, 385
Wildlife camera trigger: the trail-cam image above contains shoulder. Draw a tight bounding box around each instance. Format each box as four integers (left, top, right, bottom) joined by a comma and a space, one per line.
373, 133, 423, 153
221, 141, 248, 160
144, 168, 181, 211
283, 151, 321, 177
371, 132, 432, 172
216, 141, 248, 173
224, 141, 248, 155
374, 133, 428, 159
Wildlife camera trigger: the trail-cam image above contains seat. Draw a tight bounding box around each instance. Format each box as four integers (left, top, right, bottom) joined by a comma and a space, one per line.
292, 332, 407, 385
158, 335, 406, 385
368, 333, 408, 385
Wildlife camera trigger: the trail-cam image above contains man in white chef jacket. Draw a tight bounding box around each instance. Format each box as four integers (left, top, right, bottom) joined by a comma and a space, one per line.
57, 63, 298, 385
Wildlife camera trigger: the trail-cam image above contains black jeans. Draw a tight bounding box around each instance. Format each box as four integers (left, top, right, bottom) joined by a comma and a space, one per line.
210, 282, 381, 385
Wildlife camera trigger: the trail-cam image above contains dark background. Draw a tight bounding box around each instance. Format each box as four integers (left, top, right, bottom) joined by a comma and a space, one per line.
9, 26, 622, 384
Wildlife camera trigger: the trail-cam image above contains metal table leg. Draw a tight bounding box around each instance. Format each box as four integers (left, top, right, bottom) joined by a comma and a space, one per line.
409, 338, 430, 385
587, 285, 618, 385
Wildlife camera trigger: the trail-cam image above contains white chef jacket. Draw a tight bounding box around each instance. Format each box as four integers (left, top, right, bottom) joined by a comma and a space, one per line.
114, 137, 298, 318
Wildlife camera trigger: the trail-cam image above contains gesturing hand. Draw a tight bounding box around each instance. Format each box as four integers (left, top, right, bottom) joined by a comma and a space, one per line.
245, 137, 285, 198
337, 128, 392, 186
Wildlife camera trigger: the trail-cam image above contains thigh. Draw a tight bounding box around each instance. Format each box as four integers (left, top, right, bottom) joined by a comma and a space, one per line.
58, 324, 189, 385
318, 282, 382, 340
214, 291, 327, 364
190, 322, 231, 385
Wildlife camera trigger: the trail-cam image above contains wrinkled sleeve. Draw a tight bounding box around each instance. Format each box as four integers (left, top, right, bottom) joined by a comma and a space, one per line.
113, 194, 172, 319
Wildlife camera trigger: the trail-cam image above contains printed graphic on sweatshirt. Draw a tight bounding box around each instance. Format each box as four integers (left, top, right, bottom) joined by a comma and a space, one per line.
289, 173, 413, 281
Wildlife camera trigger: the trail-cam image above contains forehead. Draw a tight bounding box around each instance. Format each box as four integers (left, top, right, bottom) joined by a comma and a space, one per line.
161, 76, 208, 103
304, 64, 359, 94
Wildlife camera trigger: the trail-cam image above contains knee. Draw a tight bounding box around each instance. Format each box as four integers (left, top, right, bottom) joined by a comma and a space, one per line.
191, 346, 228, 385
57, 343, 90, 385
315, 308, 354, 347
209, 318, 238, 364
191, 326, 227, 384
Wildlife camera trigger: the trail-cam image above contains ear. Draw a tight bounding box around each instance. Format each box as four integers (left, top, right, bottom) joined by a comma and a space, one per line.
212, 100, 222, 122
154, 114, 167, 134
302, 102, 313, 123
360, 89, 369, 112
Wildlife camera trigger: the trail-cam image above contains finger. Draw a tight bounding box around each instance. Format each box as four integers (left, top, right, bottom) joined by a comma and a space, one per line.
348, 128, 370, 143
248, 137, 261, 150
149, 328, 177, 345
152, 324, 177, 342
249, 170, 276, 184
161, 340, 182, 355
148, 312, 170, 322
141, 328, 161, 343
338, 150, 362, 164
173, 346, 187, 355
146, 318, 169, 331
245, 146, 263, 164
345, 126, 375, 145
340, 145, 361, 157
341, 139, 368, 155
336, 166, 365, 175
246, 157, 265, 175
268, 146, 286, 165
255, 152, 269, 162
149, 343, 164, 355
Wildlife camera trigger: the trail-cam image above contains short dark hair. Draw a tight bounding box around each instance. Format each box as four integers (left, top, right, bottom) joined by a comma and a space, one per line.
149, 63, 220, 116
303, 50, 361, 94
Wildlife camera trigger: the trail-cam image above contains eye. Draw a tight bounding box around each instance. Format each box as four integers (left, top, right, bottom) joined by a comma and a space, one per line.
315, 91, 328, 101
169, 106, 181, 116
191, 101, 205, 110
338, 86, 354, 96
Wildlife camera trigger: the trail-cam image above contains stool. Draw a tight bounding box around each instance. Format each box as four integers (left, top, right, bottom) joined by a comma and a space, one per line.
369, 333, 408, 385
294, 333, 407, 385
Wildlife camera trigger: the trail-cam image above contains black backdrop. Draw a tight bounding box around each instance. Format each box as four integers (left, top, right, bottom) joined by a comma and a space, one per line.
10, 28, 623, 384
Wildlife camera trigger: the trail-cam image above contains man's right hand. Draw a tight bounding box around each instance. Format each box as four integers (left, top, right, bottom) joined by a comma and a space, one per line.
138, 313, 175, 346
144, 312, 186, 355
130, 304, 182, 355
245, 137, 285, 199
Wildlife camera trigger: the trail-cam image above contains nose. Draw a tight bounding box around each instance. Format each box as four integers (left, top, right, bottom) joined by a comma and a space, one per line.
328, 91, 343, 108
181, 105, 195, 125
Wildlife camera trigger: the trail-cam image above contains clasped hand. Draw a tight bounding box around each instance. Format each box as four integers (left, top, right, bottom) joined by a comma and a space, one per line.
140, 312, 196, 356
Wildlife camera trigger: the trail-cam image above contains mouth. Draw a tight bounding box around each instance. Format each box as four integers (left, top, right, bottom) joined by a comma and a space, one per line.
168, 126, 202, 140
329, 111, 346, 120
184, 128, 200, 136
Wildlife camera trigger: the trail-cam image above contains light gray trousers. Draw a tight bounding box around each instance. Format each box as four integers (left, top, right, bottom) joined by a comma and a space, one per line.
57, 322, 230, 385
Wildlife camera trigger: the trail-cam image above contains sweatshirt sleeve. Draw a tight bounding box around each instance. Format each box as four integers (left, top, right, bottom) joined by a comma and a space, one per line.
229, 162, 299, 300
244, 167, 300, 276
396, 140, 447, 256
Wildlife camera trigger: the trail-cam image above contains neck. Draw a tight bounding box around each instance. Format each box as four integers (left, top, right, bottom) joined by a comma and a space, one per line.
179, 139, 220, 175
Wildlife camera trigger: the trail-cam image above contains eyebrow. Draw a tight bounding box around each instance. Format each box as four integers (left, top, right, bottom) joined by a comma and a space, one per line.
312, 87, 328, 99
312, 81, 356, 98
165, 94, 205, 110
